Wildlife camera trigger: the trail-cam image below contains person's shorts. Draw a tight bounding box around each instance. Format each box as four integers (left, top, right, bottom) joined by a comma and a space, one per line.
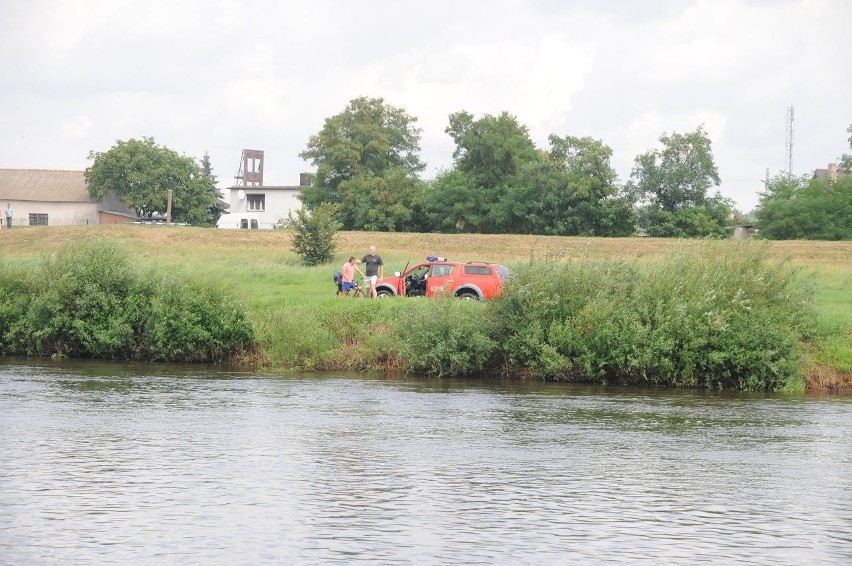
363, 276, 377, 287
342, 281, 357, 292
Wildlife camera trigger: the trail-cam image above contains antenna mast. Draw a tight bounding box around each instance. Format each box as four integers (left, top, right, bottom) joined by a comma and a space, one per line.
785, 106, 794, 174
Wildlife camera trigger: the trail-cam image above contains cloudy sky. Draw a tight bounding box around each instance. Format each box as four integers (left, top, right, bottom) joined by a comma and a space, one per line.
2, 0, 850, 212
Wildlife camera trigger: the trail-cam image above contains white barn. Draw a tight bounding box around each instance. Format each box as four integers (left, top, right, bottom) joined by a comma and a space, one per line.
0, 169, 136, 226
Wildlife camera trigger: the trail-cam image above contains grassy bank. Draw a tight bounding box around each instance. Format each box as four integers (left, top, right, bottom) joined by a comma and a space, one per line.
1, 225, 849, 390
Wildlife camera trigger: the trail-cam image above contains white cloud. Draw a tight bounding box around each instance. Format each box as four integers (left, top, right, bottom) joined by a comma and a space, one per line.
60, 115, 93, 140
1, 0, 850, 212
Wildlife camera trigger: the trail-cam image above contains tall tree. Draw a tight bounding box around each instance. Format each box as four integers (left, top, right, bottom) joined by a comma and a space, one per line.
550, 135, 633, 235
299, 96, 425, 230
200, 151, 228, 225
498, 158, 567, 234
756, 172, 852, 240
86, 137, 215, 224
445, 111, 539, 190
494, 135, 634, 236
629, 125, 732, 237
424, 111, 539, 233
421, 168, 491, 233
342, 167, 425, 232
549, 135, 619, 201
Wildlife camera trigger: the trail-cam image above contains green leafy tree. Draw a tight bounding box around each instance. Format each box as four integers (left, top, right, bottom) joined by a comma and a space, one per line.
498, 158, 566, 234
629, 125, 732, 237
549, 135, 619, 200
637, 200, 732, 238
200, 151, 228, 225
755, 125, 852, 240
289, 203, 340, 266
86, 137, 215, 224
299, 96, 425, 231
500, 135, 634, 235
423, 111, 539, 233
425, 117, 634, 235
421, 168, 490, 233
445, 110, 540, 190
756, 173, 852, 240
343, 167, 426, 231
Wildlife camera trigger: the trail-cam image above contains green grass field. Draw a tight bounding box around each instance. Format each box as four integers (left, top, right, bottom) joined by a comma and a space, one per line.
2, 225, 849, 388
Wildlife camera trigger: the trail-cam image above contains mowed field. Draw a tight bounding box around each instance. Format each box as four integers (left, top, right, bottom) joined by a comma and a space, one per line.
4, 224, 850, 266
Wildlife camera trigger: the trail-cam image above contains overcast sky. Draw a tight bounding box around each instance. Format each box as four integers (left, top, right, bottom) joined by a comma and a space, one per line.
2, 0, 850, 212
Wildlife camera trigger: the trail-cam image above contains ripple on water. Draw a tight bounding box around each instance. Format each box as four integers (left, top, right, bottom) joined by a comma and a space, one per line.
1, 363, 850, 564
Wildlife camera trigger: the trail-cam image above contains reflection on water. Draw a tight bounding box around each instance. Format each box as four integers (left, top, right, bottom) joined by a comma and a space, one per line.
1, 358, 850, 564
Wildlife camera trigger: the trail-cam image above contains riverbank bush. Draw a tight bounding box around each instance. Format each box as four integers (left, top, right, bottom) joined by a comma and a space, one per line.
391, 297, 496, 378
258, 299, 386, 371
0, 238, 253, 362
490, 243, 817, 391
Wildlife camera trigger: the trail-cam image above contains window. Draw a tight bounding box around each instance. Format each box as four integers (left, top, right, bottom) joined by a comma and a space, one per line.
463, 265, 492, 275
247, 194, 265, 211
430, 264, 454, 277
29, 213, 48, 226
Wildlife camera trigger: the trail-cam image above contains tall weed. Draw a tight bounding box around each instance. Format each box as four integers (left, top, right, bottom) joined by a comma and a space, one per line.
390, 297, 496, 378
0, 238, 253, 362
491, 243, 816, 390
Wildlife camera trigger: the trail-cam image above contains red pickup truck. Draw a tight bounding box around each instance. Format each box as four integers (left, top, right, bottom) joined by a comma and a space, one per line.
374, 258, 510, 300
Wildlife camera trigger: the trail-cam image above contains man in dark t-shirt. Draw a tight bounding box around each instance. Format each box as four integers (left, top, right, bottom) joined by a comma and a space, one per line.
359, 245, 384, 299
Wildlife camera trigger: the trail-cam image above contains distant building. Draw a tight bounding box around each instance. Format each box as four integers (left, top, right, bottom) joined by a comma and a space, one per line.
223, 177, 307, 229
813, 162, 849, 183
223, 150, 308, 229
0, 169, 136, 226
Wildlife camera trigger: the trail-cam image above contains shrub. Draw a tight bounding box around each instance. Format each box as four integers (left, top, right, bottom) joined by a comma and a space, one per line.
144, 276, 254, 362
0, 238, 254, 362
289, 203, 340, 266
391, 297, 497, 377
490, 243, 816, 390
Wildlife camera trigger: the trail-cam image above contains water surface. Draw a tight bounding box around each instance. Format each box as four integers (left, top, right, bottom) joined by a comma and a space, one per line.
1, 359, 850, 564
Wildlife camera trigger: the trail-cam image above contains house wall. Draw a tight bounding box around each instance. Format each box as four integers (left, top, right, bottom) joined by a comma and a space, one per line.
8, 201, 99, 226
227, 187, 302, 228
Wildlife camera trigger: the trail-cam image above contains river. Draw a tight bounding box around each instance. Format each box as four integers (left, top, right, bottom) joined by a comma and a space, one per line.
1, 359, 850, 565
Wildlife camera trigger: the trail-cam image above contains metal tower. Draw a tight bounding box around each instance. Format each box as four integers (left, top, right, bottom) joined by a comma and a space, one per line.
785, 106, 794, 174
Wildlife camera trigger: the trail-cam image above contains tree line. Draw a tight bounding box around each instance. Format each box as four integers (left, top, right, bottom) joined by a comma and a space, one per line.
85, 98, 851, 240
754, 124, 852, 240
299, 97, 732, 238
